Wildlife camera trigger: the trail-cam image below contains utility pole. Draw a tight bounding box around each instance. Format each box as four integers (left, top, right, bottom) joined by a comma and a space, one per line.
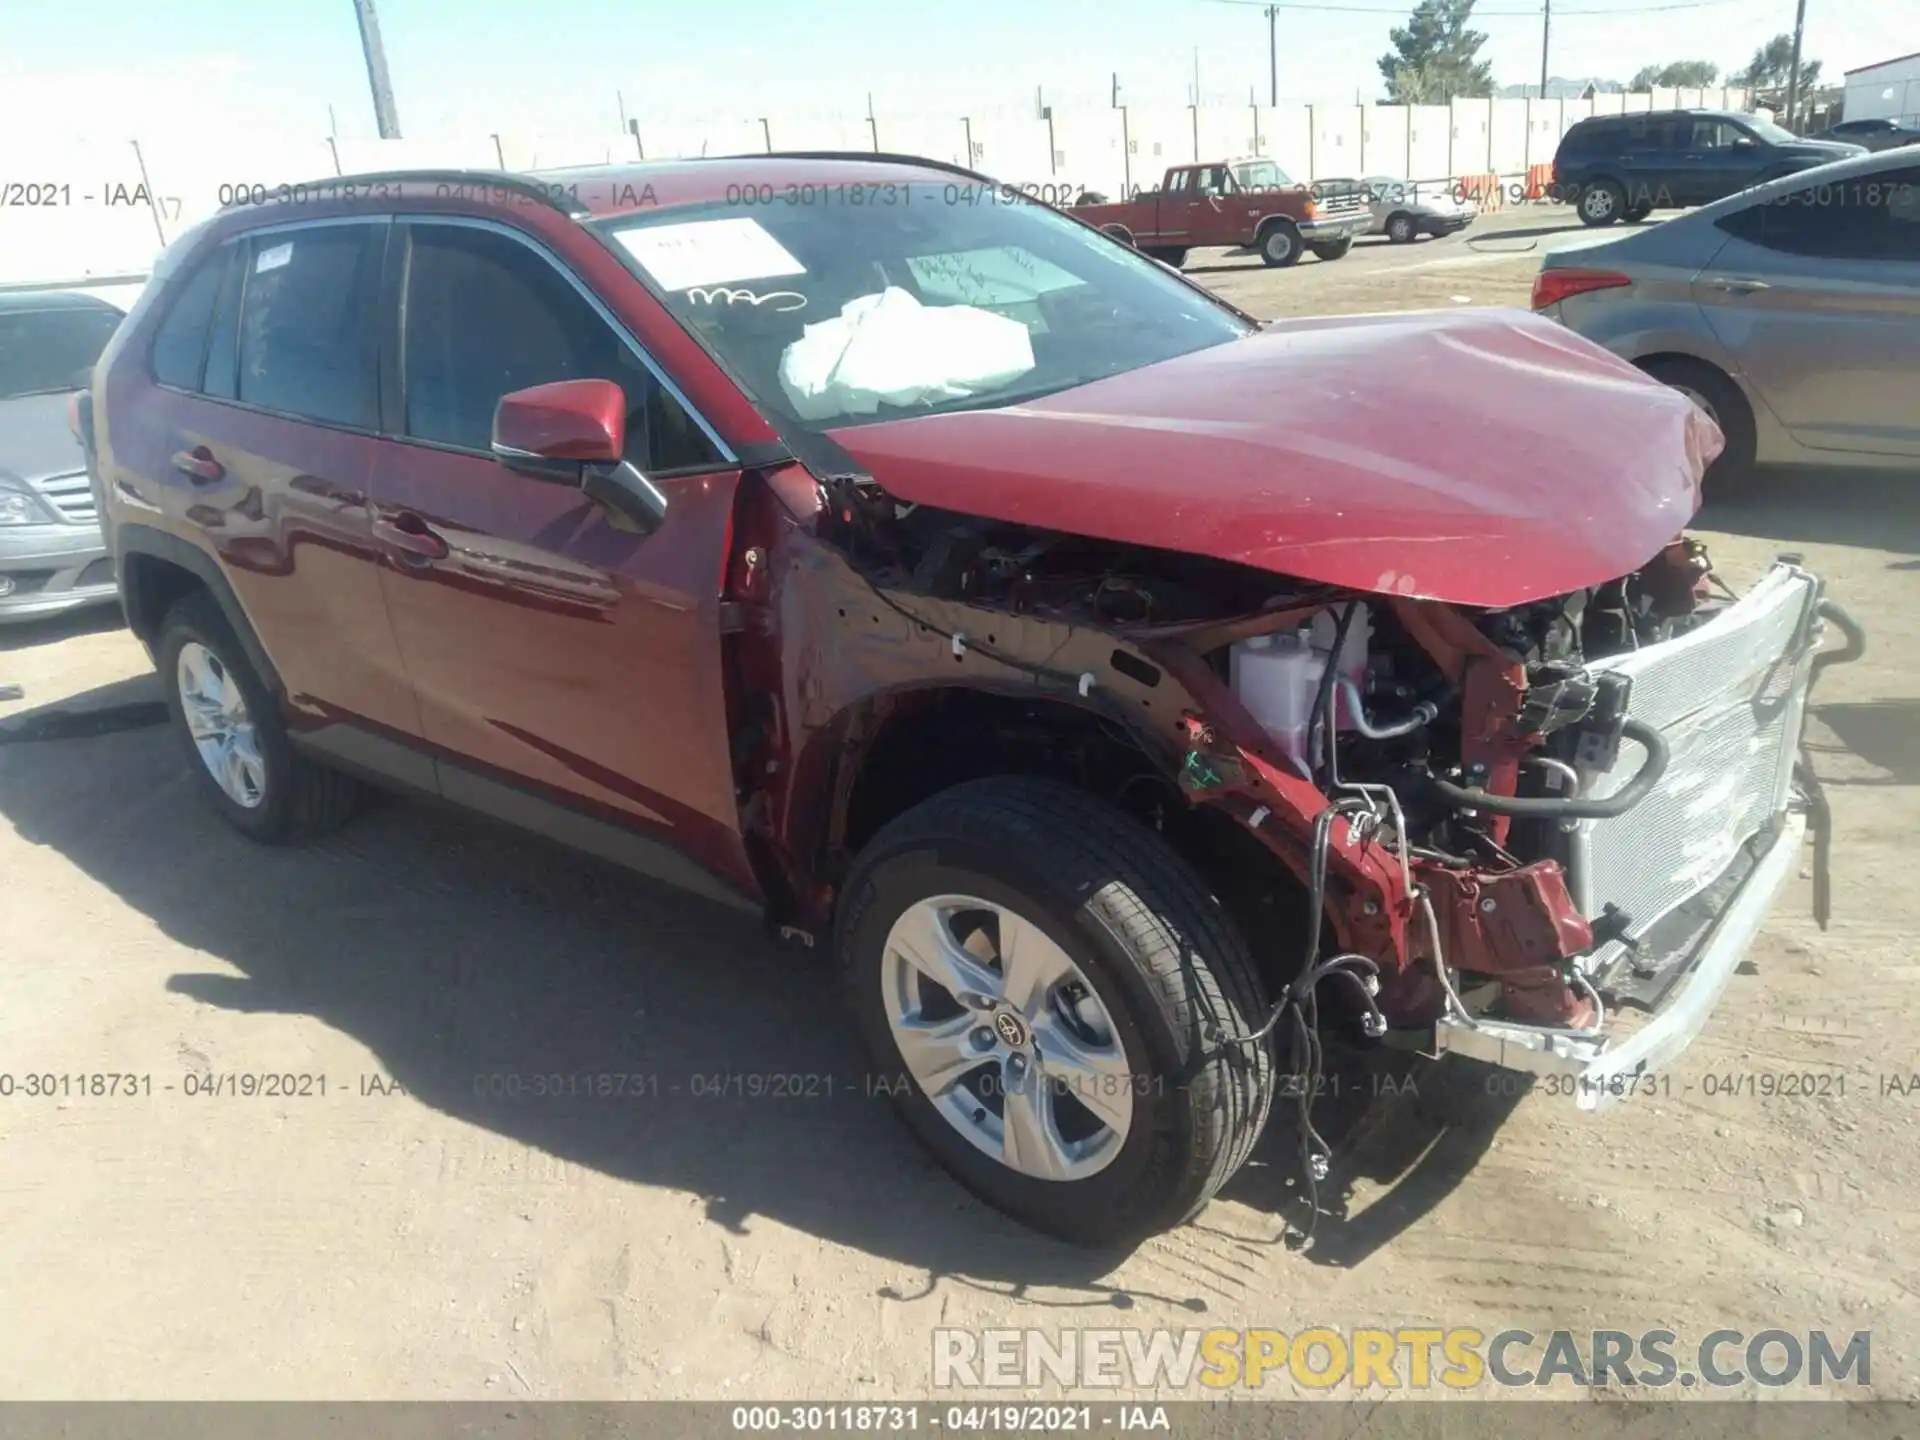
1266, 4, 1278, 106
352, 0, 402, 138
1539, 0, 1551, 101
1783, 0, 1809, 129
1112, 71, 1120, 107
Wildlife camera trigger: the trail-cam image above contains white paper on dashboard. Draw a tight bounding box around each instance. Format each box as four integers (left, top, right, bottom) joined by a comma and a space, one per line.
613, 218, 807, 292
254, 242, 294, 273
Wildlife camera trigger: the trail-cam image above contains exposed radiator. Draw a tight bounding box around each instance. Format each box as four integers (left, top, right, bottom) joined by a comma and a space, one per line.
1567, 563, 1822, 977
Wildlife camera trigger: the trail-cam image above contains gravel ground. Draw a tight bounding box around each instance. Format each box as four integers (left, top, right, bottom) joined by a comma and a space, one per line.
2, 210, 1916, 1401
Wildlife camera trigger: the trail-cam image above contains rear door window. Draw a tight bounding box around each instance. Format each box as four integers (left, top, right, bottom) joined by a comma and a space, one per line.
1620, 116, 1684, 153
235, 223, 384, 428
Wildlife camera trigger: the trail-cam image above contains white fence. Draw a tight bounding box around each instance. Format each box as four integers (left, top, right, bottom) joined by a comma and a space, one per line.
1, 86, 1751, 294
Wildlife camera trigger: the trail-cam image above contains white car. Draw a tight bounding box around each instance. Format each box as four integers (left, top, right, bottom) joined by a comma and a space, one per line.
1318, 175, 1478, 243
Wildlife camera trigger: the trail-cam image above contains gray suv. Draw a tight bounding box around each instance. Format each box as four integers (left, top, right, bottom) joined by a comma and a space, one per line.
0, 290, 125, 623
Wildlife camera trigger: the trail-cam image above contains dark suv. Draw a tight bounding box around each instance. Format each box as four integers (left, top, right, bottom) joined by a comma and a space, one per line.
1554, 108, 1865, 225
78, 158, 1852, 1247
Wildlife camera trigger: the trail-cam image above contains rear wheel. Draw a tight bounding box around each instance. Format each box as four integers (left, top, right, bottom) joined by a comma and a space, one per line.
1258, 222, 1303, 267
158, 591, 360, 842
836, 777, 1275, 1247
1146, 245, 1189, 268
1309, 235, 1354, 262
1577, 179, 1625, 226
1639, 356, 1756, 493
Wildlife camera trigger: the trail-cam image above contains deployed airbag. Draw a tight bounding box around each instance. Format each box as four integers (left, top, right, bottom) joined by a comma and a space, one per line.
777, 287, 1036, 421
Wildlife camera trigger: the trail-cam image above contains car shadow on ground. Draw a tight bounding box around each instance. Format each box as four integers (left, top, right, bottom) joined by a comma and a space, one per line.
1701, 467, 1920, 554
1219, 1045, 1523, 1268
0, 603, 124, 654
1810, 699, 1920, 787
0, 687, 1498, 1294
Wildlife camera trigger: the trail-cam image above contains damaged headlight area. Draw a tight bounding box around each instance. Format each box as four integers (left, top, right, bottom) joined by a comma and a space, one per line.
799, 485, 1861, 1119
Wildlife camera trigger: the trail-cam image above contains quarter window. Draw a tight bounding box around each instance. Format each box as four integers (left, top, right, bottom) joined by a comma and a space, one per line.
150, 254, 227, 390
236, 224, 383, 428
400, 223, 723, 473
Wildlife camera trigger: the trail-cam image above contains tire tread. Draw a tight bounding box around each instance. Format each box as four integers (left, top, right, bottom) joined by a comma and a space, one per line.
841, 777, 1275, 1241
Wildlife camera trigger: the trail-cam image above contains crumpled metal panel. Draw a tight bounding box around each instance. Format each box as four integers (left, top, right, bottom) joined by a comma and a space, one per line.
1569, 563, 1820, 977
828, 307, 1722, 607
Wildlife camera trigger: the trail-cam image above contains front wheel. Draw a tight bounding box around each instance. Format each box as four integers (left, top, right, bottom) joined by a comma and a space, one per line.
1309, 235, 1354, 262
836, 778, 1275, 1247
1258, 222, 1303, 267
1385, 211, 1418, 244
1577, 179, 1625, 226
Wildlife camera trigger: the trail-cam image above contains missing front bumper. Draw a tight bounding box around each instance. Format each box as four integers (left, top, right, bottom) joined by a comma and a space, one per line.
1433, 809, 1805, 1108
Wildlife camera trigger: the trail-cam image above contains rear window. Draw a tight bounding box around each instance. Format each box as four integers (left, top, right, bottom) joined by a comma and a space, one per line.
0, 305, 123, 399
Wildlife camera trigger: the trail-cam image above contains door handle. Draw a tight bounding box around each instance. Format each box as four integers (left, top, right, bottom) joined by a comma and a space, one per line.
372, 513, 449, 563
1706, 276, 1771, 295
171, 446, 223, 484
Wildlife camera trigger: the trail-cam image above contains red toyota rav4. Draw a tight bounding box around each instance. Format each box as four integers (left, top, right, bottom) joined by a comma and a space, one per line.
78, 155, 1859, 1247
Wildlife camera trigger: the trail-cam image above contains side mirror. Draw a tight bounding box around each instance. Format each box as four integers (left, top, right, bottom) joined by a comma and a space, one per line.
491, 378, 668, 532
492, 378, 626, 476
1732, 136, 1757, 149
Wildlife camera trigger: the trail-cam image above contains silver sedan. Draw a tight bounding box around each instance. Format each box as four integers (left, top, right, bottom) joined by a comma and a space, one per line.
1533, 149, 1920, 487
1320, 175, 1478, 243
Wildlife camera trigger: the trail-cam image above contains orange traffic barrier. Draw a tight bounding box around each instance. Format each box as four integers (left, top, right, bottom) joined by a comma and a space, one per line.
1456, 172, 1502, 210
1523, 163, 1555, 199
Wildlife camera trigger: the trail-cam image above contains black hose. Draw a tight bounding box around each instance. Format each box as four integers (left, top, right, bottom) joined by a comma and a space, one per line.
1811, 597, 1865, 681
1427, 716, 1669, 820
1310, 601, 1361, 790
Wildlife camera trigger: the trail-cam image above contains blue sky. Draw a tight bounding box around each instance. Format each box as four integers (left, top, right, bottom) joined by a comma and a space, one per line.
6, 0, 1906, 140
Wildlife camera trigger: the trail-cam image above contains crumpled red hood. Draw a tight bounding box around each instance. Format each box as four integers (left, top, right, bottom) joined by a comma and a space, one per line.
826, 307, 1721, 608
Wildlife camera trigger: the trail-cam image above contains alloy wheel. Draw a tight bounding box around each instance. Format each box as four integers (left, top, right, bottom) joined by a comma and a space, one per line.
176, 641, 267, 809
880, 895, 1135, 1182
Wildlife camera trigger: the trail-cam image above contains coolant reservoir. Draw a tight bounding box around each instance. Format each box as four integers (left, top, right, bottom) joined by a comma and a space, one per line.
1230, 605, 1371, 778
1230, 630, 1324, 778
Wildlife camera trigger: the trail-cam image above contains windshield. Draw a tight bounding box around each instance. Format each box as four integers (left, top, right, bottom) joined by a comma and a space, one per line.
1742, 115, 1800, 144
1230, 160, 1293, 191
596, 187, 1251, 431
0, 306, 122, 400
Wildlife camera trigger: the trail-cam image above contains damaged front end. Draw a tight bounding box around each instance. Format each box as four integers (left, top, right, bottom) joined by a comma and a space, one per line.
737, 473, 1863, 1112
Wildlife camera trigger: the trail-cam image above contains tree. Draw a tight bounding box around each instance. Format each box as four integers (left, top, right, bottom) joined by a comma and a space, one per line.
1734, 34, 1821, 92
1378, 0, 1495, 103
1628, 60, 1720, 91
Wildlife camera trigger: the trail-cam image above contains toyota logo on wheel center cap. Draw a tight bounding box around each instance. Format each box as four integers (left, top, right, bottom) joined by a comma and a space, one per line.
993, 1011, 1028, 1048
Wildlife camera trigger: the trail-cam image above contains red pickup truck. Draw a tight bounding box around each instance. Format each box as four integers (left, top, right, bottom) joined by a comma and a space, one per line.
1071, 157, 1372, 268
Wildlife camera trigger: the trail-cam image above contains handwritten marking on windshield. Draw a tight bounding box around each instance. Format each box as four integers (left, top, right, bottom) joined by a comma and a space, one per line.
684, 286, 807, 312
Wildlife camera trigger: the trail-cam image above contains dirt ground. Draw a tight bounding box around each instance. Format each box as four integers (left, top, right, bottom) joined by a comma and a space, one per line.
3, 213, 1917, 1401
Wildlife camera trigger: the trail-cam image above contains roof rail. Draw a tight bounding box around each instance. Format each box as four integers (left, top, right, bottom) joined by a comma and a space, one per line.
254, 168, 595, 219
732, 150, 1008, 189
